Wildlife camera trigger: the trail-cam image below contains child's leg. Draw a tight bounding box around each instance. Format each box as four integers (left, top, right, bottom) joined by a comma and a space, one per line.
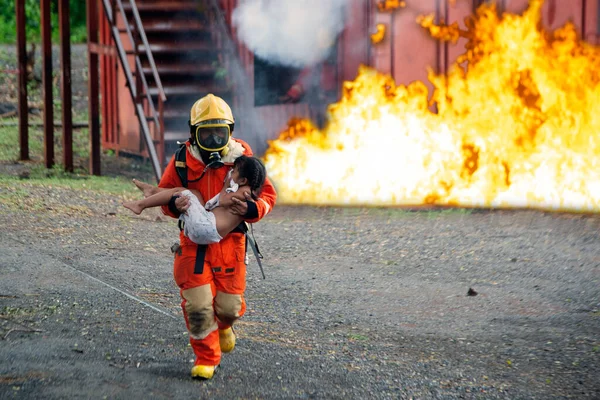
123, 187, 184, 215
132, 179, 161, 198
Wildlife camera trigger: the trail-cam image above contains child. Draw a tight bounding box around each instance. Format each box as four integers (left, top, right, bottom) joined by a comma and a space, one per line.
123, 155, 267, 244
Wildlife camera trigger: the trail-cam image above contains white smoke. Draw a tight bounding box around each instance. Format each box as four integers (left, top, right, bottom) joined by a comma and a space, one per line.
232, 0, 348, 68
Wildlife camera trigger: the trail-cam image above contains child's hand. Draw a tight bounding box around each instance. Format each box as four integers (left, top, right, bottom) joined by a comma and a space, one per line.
230, 191, 253, 216
174, 193, 190, 213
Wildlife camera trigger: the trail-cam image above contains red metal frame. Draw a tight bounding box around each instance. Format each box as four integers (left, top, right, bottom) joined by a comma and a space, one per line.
87, 0, 102, 175
41, 0, 54, 169
16, 0, 28, 161
59, 0, 73, 172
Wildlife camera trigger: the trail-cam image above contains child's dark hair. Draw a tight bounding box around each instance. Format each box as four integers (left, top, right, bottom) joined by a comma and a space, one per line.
233, 155, 266, 200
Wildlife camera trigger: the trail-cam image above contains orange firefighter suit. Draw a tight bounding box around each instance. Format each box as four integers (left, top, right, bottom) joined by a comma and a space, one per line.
159, 139, 277, 368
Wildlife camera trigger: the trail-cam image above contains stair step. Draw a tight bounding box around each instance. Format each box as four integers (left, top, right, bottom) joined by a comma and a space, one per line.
164, 130, 189, 142
139, 18, 208, 33
129, 42, 215, 54
148, 84, 230, 97
122, 1, 199, 12
143, 64, 217, 76
119, 21, 208, 34
162, 109, 189, 119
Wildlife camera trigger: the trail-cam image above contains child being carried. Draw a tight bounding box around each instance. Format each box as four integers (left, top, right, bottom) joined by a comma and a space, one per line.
123, 155, 266, 244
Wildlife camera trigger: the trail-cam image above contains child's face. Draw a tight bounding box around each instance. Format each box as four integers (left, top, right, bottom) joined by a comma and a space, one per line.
231, 166, 247, 185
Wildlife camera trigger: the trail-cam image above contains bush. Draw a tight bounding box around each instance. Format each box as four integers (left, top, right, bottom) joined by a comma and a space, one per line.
0, 0, 87, 44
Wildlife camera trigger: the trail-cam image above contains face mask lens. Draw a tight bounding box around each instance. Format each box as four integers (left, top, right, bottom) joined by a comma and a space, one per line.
195, 125, 230, 151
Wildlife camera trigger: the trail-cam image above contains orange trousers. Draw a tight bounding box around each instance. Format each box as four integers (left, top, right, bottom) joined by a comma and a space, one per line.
173, 232, 247, 366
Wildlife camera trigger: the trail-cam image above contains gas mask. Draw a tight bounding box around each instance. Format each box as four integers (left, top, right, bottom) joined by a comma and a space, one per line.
192, 123, 231, 153
207, 151, 224, 169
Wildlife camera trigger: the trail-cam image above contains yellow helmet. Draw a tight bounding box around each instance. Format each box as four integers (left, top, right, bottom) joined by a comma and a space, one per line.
190, 93, 234, 126
189, 94, 235, 153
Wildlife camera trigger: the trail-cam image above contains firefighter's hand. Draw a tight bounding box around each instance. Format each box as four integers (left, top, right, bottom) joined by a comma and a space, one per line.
229, 191, 253, 215
175, 195, 190, 213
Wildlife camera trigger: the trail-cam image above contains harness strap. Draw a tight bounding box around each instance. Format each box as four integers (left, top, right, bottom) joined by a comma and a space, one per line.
174, 144, 188, 188
194, 244, 207, 275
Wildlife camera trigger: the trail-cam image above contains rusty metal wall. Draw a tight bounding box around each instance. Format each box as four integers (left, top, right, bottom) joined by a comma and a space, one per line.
370, 0, 594, 88
100, 0, 599, 153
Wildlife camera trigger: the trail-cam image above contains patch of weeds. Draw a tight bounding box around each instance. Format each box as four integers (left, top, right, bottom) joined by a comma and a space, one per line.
366, 207, 411, 218
348, 333, 369, 341
340, 207, 366, 217
0, 184, 45, 211
425, 208, 473, 219
0, 123, 40, 161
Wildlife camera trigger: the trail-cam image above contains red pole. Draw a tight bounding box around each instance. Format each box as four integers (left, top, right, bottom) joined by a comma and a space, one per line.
87, 0, 101, 176
41, 0, 54, 169
59, 0, 73, 172
581, 0, 587, 38
435, 0, 441, 75
16, 0, 29, 160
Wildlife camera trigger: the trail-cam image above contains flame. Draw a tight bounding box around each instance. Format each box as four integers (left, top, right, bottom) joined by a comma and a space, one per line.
371, 23, 387, 44
263, 0, 600, 212
376, 0, 406, 13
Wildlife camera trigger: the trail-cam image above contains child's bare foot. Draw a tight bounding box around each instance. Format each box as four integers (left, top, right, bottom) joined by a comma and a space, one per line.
122, 200, 144, 215
132, 179, 156, 198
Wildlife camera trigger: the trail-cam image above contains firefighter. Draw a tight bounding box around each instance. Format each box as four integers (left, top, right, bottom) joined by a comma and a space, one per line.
159, 93, 277, 379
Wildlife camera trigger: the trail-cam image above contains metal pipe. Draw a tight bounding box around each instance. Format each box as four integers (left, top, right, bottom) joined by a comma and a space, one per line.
41, 0, 54, 169
87, 0, 101, 176
444, 0, 449, 74
435, 0, 441, 75
59, 0, 73, 172
16, 0, 28, 160
582, 0, 587, 38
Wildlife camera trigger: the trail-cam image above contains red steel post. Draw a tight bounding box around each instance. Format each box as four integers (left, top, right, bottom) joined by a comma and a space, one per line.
59, 0, 73, 172
87, 0, 101, 175
16, 0, 29, 160
582, 0, 587, 37
41, 0, 54, 168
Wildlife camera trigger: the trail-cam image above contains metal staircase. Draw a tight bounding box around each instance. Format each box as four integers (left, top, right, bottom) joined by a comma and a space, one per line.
101, 0, 231, 180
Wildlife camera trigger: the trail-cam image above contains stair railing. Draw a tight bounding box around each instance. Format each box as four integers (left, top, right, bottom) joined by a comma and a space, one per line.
100, 0, 166, 181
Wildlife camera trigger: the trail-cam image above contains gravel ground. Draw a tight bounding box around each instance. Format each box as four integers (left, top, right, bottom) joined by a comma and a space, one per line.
0, 182, 599, 399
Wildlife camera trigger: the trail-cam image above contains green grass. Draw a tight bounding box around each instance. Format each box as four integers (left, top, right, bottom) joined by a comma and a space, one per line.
0, 167, 138, 196
0, 119, 89, 163
0, 117, 147, 196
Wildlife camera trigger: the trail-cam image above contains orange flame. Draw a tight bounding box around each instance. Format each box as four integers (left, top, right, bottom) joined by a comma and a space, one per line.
376, 0, 406, 13
264, 0, 600, 212
371, 23, 387, 44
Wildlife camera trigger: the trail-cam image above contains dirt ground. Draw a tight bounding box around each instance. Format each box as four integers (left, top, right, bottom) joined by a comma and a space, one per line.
1, 42, 599, 399
0, 180, 599, 399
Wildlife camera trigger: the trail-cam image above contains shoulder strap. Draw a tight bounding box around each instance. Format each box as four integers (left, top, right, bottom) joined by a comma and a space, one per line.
237, 222, 266, 279
174, 144, 187, 188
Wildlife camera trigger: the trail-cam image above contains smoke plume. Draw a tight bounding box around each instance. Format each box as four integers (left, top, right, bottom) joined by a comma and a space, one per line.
232, 0, 348, 68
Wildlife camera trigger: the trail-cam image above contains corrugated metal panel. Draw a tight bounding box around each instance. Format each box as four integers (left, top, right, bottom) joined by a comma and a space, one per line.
391, 0, 439, 91
340, 0, 371, 81
584, 0, 599, 43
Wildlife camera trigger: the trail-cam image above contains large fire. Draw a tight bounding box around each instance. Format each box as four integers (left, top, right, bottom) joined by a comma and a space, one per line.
263, 0, 600, 212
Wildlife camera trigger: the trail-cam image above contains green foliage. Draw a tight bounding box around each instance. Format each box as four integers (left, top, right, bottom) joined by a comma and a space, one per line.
0, 0, 88, 44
